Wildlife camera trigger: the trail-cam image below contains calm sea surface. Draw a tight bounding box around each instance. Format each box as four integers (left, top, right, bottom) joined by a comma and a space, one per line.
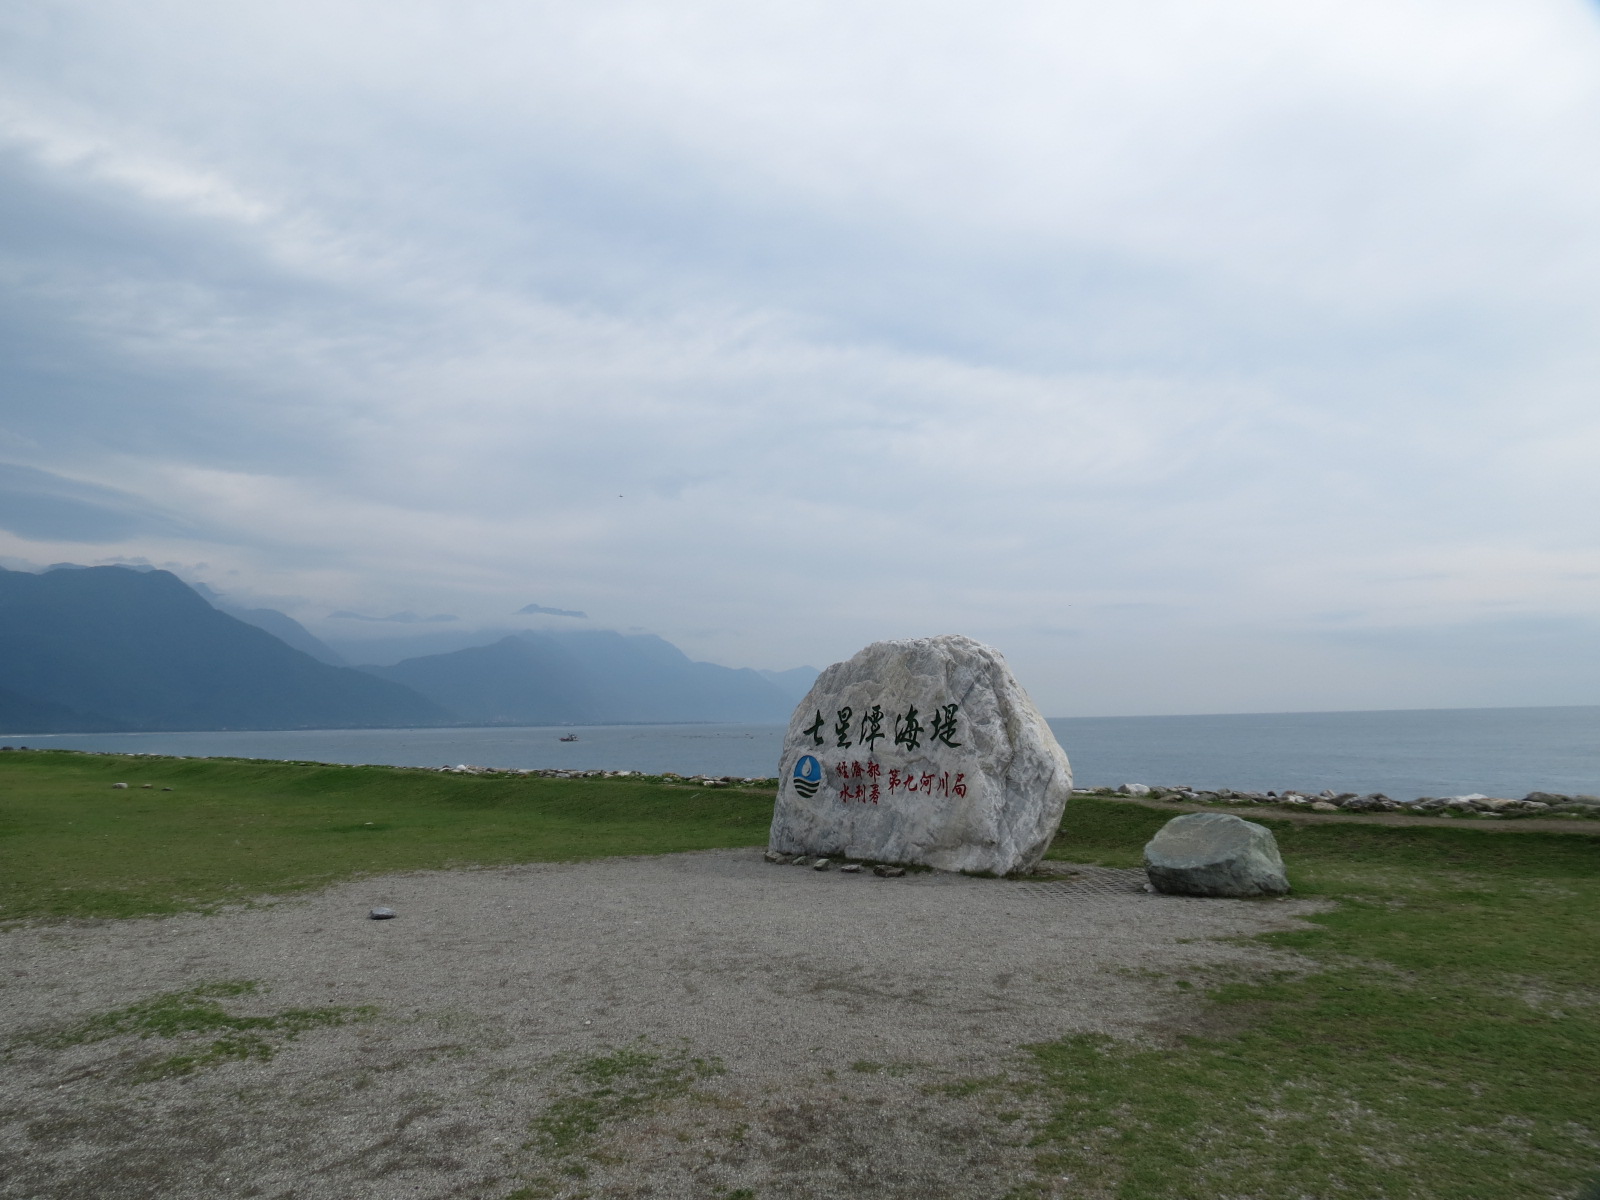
10, 705, 1599, 799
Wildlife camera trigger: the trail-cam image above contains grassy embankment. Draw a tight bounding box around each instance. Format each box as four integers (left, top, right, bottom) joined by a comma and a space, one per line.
1031, 801, 1600, 1199
3, 750, 1598, 1198
0, 750, 775, 921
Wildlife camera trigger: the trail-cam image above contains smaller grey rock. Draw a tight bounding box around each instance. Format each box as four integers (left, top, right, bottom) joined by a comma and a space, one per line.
872, 865, 906, 878
112, 782, 128, 789
839, 863, 862, 873
368, 907, 397, 920
1118, 783, 1151, 796
812, 858, 831, 871
1309, 801, 1339, 812
1144, 812, 1289, 898
764, 850, 790, 864
790, 855, 811, 867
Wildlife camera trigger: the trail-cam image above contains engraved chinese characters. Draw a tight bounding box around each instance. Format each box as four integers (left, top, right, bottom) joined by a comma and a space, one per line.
825, 756, 966, 806
798, 699, 968, 805
770, 635, 1073, 875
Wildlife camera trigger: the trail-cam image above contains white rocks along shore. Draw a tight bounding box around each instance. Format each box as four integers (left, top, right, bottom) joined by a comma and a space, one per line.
1089, 783, 1600, 819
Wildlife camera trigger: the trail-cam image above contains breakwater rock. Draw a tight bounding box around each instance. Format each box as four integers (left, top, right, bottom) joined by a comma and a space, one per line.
769, 635, 1072, 875
1144, 812, 1290, 897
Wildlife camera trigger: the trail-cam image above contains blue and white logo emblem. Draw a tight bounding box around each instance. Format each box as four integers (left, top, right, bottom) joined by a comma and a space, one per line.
791, 754, 822, 798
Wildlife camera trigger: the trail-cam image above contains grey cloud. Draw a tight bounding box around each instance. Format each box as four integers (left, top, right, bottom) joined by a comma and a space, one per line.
0, 464, 197, 543
2, 3, 1599, 715
1309, 615, 1600, 652
1291, 616, 1600, 710
517, 603, 587, 618
0, 142, 426, 478
329, 611, 459, 624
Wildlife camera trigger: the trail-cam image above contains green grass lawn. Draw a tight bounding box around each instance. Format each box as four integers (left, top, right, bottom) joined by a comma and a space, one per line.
3, 753, 1597, 1197
1035, 798, 1600, 1199
0, 750, 774, 921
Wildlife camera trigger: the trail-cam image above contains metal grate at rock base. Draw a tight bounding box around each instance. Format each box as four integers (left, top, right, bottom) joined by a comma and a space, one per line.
1012, 864, 1149, 898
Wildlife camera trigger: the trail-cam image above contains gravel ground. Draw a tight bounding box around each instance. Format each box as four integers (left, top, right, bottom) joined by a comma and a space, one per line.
2, 849, 1328, 1200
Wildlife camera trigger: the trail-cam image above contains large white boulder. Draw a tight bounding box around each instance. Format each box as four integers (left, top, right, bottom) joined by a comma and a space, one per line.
1143, 812, 1290, 897
768, 635, 1072, 875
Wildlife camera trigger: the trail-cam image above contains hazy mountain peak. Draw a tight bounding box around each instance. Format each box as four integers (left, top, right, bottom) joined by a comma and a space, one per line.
369, 626, 797, 725
0, 565, 445, 732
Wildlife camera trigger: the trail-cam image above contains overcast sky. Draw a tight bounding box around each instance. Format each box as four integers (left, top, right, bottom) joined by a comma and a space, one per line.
4, 0, 1600, 716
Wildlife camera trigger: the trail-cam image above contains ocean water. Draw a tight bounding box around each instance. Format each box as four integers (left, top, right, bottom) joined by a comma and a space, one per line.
1050, 706, 1600, 798
9, 705, 1599, 799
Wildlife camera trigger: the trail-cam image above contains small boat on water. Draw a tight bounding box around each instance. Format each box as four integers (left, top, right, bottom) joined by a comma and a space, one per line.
558, 734, 579, 742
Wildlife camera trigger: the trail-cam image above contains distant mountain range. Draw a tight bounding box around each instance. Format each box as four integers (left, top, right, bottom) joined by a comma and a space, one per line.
185, 579, 349, 665
366, 631, 806, 725
0, 566, 447, 732
0, 565, 817, 733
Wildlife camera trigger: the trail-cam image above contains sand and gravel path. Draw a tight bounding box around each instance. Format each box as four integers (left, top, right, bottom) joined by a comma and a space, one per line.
2, 849, 1326, 1200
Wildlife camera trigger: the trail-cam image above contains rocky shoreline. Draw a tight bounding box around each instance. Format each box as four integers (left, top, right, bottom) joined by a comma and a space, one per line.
10, 747, 1598, 819
431, 767, 780, 787
2, 748, 779, 788
1083, 783, 1600, 819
